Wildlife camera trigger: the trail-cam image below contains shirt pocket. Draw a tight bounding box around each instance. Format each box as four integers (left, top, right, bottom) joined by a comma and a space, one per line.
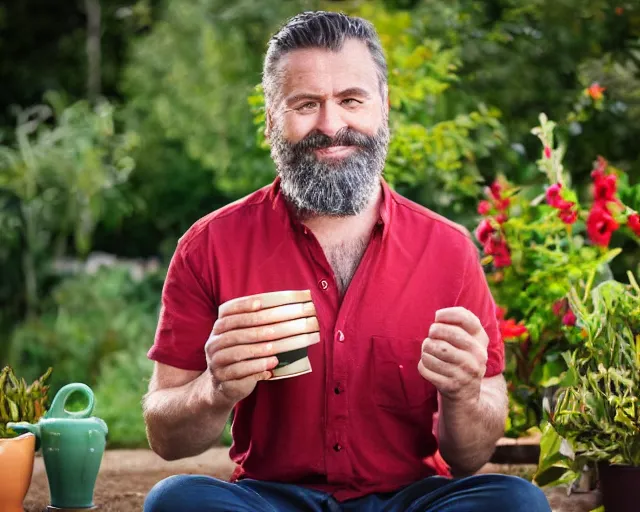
372, 335, 435, 411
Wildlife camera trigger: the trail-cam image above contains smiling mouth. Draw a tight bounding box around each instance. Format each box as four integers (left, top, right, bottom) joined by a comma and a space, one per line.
314, 146, 356, 158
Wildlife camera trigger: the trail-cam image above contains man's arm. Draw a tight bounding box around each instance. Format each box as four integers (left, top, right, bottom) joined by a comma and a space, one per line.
438, 374, 507, 475
143, 363, 235, 461
144, 292, 319, 461
419, 306, 507, 475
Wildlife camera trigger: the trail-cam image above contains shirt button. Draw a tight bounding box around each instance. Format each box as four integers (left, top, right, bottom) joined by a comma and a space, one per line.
335, 330, 345, 343
319, 279, 329, 290
334, 383, 342, 394
333, 443, 342, 452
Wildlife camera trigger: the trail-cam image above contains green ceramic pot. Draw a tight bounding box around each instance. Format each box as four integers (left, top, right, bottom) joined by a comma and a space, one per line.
9, 383, 108, 509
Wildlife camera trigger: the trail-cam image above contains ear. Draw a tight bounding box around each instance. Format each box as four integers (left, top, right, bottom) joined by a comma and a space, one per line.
386, 89, 391, 115
265, 108, 273, 141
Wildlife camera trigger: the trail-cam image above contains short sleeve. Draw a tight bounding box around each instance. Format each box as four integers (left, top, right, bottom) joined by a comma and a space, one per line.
147, 237, 216, 372
454, 239, 504, 378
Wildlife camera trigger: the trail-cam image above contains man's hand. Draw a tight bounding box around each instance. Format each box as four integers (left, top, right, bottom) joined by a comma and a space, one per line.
205, 290, 320, 407
418, 306, 489, 404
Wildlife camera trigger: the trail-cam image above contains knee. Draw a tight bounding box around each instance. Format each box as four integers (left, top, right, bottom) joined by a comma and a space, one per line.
144, 475, 205, 512
145, 475, 191, 512
487, 475, 550, 512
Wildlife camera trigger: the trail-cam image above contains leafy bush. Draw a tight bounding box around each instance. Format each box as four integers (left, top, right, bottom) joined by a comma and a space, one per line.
92, 350, 153, 448
0, 95, 137, 324
8, 264, 164, 447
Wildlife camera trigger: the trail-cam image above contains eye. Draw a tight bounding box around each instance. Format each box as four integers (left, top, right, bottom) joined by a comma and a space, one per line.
296, 102, 319, 112
341, 98, 362, 107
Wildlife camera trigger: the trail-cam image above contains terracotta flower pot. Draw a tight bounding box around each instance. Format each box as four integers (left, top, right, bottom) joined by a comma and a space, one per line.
0, 432, 36, 512
598, 462, 640, 512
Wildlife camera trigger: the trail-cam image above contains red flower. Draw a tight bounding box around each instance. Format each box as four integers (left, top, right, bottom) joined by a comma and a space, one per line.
546, 183, 562, 206
490, 240, 512, 268
494, 253, 511, 268
546, 184, 574, 211
495, 198, 511, 211
552, 299, 566, 317
628, 213, 640, 237
475, 219, 495, 245
496, 213, 508, 224
587, 204, 620, 247
477, 200, 491, 215
594, 174, 617, 202
544, 146, 552, 159
616, 6, 624, 15
496, 305, 506, 320
591, 157, 607, 181
559, 208, 578, 225
483, 237, 511, 267
562, 310, 577, 327
500, 318, 528, 341
587, 83, 606, 101
489, 181, 502, 200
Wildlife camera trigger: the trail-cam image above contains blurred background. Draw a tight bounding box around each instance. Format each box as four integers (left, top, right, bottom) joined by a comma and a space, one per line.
0, 0, 638, 448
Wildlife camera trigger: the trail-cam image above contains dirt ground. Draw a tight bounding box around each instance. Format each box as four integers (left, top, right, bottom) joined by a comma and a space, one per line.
24, 448, 599, 512
24, 447, 236, 512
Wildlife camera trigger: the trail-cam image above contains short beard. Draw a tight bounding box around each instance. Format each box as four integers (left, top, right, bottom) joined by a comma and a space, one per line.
270, 123, 389, 218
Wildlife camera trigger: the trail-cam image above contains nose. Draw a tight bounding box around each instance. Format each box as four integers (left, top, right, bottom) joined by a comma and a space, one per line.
314, 101, 347, 139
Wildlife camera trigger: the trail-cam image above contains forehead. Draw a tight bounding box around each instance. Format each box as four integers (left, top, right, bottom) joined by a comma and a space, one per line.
277, 39, 379, 98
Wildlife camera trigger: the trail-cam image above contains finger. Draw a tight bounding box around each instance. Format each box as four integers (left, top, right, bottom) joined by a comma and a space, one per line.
418, 360, 449, 389
212, 332, 321, 366
420, 351, 457, 378
428, 323, 477, 352
219, 370, 274, 394
212, 356, 279, 382
213, 301, 316, 335
421, 337, 467, 366
219, 290, 312, 317
422, 340, 486, 380
434, 307, 484, 337
208, 316, 320, 351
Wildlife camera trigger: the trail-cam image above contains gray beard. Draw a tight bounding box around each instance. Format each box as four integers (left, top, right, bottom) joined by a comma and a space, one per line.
270, 124, 390, 217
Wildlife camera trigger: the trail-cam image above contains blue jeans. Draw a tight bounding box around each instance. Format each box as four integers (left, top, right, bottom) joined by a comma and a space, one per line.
144, 473, 550, 512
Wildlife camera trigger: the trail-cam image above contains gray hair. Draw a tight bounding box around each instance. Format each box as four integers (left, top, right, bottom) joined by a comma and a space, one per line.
262, 11, 388, 108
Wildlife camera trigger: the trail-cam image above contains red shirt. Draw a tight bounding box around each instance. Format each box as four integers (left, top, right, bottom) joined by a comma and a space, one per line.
148, 178, 504, 501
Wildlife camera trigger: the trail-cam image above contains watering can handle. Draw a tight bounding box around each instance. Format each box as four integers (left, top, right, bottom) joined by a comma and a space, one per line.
47, 383, 95, 419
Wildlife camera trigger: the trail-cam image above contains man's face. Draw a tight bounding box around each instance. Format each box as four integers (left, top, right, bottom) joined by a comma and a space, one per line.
268, 38, 390, 217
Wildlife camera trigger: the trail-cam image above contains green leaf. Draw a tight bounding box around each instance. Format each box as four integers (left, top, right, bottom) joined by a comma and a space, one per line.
7, 399, 19, 422
539, 358, 567, 387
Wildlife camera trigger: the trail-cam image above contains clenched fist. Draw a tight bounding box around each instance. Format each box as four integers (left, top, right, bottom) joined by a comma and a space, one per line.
418, 307, 489, 403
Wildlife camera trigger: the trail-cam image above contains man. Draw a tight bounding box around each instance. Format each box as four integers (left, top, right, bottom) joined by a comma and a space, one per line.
143, 11, 550, 512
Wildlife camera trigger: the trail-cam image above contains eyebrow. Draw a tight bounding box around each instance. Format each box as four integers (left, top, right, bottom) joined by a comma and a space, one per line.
285, 87, 372, 107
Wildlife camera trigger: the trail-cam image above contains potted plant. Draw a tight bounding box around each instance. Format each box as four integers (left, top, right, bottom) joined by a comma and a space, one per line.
0, 366, 52, 512
534, 275, 640, 512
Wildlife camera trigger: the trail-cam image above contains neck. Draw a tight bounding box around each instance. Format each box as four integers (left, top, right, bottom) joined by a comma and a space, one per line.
299, 183, 382, 246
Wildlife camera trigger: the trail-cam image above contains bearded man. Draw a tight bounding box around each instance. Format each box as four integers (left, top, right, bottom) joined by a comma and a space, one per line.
143, 11, 550, 512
